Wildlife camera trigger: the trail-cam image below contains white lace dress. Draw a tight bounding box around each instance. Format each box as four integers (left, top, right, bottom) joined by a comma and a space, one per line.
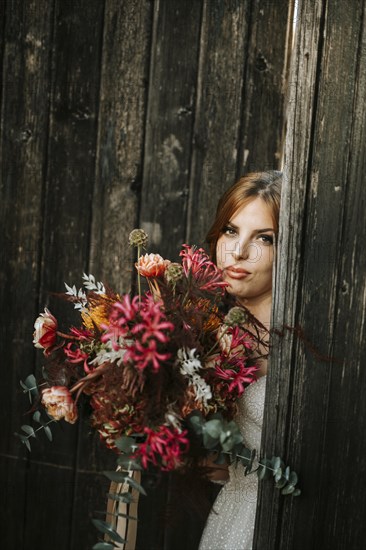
199, 375, 267, 550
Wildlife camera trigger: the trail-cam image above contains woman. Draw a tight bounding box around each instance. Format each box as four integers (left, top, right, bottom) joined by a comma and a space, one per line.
199, 170, 282, 550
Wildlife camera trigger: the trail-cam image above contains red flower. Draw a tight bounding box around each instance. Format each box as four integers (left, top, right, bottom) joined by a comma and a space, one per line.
132, 297, 174, 343
33, 308, 58, 355
135, 426, 189, 471
179, 245, 228, 293
124, 339, 171, 372
215, 359, 258, 396
64, 343, 90, 373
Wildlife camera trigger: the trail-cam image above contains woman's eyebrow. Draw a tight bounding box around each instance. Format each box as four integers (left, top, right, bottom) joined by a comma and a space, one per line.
253, 228, 274, 234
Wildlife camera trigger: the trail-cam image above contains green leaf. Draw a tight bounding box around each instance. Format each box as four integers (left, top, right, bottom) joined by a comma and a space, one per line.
116, 455, 142, 470
284, 466, 290, 480
103, 471, 128, 483
15, 432, 31, 451
106, 492, 134, 504
272, 456, 281, 471
92, 542, 116, 549
44, 426, 53, 441
114, 436, 137, 454
91, 519, 127, 544
289, 471, 298, 486
124, 475, 147, 496
188, 413, 204, 435
202, 432, 219, 450
21, 425, 36, 438
275, 477, 288, 489
204, 419, 223, 439
33, 411, 41, 423
292, 488, 301, 497
274, 467, 282, 483
281, 484, 295, 495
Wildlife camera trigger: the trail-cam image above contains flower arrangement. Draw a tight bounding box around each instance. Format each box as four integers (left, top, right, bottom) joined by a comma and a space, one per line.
17, 229, 300, 549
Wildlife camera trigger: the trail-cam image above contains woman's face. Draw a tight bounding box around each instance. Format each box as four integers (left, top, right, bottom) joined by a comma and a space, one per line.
216, 197, 275, 307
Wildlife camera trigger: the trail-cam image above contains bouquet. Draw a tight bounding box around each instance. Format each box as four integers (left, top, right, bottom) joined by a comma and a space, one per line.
18, 229, 300, 548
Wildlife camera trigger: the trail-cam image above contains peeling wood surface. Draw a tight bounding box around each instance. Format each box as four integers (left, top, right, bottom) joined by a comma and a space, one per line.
0, 1, 288, 548
256, 1, 366, 549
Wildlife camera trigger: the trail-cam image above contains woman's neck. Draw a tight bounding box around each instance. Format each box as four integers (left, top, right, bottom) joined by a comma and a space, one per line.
237, 294, 272, 330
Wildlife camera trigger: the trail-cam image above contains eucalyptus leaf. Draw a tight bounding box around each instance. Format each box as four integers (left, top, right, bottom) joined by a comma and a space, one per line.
21, 425, 36, 438
92, 543, 116, 550
106, 492, 134, 504
275, 477, 288, 489
272, 456, 281, 471
33, 411, 41, 424
116, 455, 142, 470
274, 467, 282, 483
292, 488, 301, 497
124, 475, 147, 496
103, 471, 129, 483
289, 471, 298, 486
281, 484, 295, 495
203, 432, 219, 450
44, 426, 53, 441
91, 519, 127, 544
114, 436, 137, 454
15, 433, 31, 452
204, 419, 223, 438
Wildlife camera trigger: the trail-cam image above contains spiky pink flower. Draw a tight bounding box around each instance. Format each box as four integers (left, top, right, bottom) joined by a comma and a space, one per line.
124, 339, 171, 372
132, 297, 174, 343
136, 426, 189, 471
215, 359, 258, 396
64, 343, 90, 373
179, 245, 228, 293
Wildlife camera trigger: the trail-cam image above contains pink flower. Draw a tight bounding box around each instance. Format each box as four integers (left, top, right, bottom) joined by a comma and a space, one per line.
179, 245, 228, 293
101, 295, 140, 349
215, 359, 258, 396
41, 386, 78, 424
136, 253, 171, 277
33, 308, 58, 355
124, 339, 171, 372
64, 343, 90, 373
132, 297, 174, 343
136, 426, 189, 471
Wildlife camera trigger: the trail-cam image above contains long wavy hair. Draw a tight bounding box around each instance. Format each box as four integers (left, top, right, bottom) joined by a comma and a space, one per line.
206, 171, 282, 263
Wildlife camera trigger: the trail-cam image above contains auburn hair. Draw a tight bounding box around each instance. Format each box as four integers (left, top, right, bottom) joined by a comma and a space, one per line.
206, 171, 282, 262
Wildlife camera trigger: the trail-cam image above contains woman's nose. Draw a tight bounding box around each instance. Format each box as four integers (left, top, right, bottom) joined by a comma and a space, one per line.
232, 240, 250, 261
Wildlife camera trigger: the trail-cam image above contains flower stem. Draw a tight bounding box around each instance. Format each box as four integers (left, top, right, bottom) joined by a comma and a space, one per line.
137, 244, 142, 304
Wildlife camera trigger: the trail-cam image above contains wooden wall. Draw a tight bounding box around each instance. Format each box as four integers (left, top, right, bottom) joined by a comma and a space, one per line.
0, 1, 289, 549
256, 1, 366, 549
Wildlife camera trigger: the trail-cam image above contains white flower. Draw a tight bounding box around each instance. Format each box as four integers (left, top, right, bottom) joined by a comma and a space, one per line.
190, 374, 212, 404
177, 347, 202, 376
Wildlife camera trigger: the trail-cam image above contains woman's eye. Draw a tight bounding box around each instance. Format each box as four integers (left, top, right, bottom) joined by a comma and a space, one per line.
258, 234, 274, 245
222, 225, 237, 236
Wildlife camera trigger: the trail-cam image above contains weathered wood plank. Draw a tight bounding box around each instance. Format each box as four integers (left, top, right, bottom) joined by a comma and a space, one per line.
90, 0, 153, 291
139, 0, 203, 259
187, 0, 289, 249
256, 0, 366, 548
0, 1, 54, 546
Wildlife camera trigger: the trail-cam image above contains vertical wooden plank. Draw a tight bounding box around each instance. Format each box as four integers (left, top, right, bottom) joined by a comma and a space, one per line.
139, 0, 203, 259
0, 0, 54, 547
19, 1, 105, 549
90, 0, 153, 291
187, 0, 289, 248
256, 0, 366, 548
84, 1, 154, 548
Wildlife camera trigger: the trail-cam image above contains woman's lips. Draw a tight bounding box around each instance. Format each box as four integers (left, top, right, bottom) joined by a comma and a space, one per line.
224, 266, 251, 280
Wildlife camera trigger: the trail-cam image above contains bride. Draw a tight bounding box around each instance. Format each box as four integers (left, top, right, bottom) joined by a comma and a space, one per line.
199, 170, 282, 550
